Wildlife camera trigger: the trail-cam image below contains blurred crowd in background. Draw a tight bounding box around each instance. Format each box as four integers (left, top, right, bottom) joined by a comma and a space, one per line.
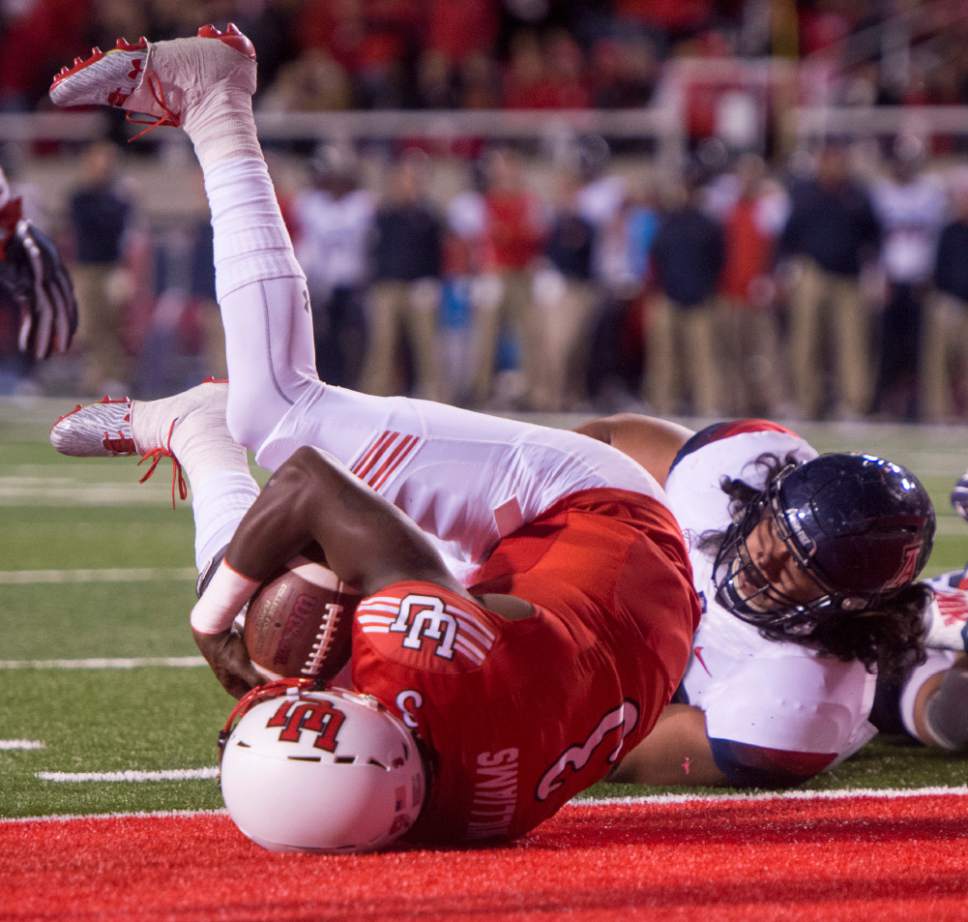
6, 0, 968, 114
4, 0, 968, 422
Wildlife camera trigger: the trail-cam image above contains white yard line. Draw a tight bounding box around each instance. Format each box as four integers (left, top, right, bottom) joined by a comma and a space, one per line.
0, 567, 196, 585
3, 784, 967, 825
0, 740, 45, 750
0, 656, 205, 670
576, 784, 968, 807
36, 768, 218, 783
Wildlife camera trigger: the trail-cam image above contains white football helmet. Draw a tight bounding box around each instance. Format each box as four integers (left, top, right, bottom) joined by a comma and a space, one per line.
219, 680, 426, 853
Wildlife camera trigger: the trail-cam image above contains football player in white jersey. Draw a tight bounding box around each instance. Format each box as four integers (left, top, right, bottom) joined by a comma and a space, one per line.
579, 415, 941, 787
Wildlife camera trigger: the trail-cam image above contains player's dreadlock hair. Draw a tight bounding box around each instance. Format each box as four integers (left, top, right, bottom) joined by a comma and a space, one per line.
696, 452, 930, 678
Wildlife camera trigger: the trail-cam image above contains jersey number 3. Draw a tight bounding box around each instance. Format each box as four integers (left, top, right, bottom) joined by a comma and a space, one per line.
536, 699, 639, 801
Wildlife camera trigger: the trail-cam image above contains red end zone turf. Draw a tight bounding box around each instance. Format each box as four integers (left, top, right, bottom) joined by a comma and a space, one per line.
3, 794, 968, 921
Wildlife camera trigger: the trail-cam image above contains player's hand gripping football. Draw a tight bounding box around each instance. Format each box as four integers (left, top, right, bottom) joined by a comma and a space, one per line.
0, 201, 78, 359
192, 627, 266, 700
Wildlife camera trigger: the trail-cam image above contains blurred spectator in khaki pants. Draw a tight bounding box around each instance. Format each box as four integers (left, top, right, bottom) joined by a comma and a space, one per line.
647, 171, 724, 417
533, 169, 597, 411
922, 179, 968, 422
715, 155, 788, 417
470, 148, 545, 407
362, 154, 444, 400
68, 142, 133, 394
778, 142, 881, 419
870, 140, 945, 419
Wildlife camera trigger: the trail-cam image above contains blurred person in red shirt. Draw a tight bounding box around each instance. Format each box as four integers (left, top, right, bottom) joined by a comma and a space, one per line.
714, 154, 788, 417
470, 148, 545, 407
427, 0, 497, 63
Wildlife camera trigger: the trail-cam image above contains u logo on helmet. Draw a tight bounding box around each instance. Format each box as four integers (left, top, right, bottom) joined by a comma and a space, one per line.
265, 698, 346, 752
885, 543, 922, 590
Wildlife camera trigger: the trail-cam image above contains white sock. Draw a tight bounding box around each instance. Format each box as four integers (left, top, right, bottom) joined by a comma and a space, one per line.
181, 85, 262, 173
187, 469, 258, 571
165, 392, 259, 571
177, 79, 304, 302
131, 382, 224, 453
200, 158, 305, 302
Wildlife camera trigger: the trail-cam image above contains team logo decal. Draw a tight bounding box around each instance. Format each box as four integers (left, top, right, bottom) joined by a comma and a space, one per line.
265, 698, 346, 752
886, 543, 921, 590
536, 699, 640, 801
357, 593, 496, 664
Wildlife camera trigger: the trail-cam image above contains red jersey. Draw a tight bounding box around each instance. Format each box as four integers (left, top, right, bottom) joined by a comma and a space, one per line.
351, 488, 699, 845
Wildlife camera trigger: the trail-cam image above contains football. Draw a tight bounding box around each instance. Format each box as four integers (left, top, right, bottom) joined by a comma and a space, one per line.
242, 552, 359, 684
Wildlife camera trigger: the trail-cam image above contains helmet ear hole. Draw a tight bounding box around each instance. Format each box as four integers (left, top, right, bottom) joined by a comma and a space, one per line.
220, 685, 426, 853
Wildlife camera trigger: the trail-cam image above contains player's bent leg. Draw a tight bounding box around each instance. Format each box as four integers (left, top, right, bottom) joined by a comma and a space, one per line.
256, 385, 666, 567
50, 26, 318, 455
218, 276, 319, 452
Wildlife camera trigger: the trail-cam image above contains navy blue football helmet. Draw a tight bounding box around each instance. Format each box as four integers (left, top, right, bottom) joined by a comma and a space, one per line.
713, 453, 935, 632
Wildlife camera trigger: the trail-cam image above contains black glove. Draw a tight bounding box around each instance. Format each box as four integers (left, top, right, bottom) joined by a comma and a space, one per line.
0, 201, 78, 360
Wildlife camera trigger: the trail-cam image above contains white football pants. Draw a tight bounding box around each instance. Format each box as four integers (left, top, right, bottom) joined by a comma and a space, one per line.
203, 158, 665, 578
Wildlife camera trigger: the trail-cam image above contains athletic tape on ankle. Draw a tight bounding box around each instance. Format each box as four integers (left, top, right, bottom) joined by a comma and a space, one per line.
190, 560, 260, 635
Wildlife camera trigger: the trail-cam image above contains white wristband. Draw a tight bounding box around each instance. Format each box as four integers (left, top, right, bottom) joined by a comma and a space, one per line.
190, 560, 260, 635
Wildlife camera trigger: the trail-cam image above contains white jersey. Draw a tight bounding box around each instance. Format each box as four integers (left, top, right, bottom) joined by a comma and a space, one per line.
665, 420, 878, 762
872, 175, 946, 284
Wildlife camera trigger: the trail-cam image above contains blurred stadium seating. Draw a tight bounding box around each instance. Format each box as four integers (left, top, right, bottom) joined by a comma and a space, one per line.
3, 0, 968, 422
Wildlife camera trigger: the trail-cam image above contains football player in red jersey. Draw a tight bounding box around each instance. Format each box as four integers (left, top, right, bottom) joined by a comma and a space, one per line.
45, 26, 700, 851
208, 442, 697, 849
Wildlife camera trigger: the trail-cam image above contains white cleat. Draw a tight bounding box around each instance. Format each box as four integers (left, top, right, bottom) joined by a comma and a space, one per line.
49, 395, 135, 457
49, 24, 256, 131
50, 381, 230, 506
50, 380, 228, 458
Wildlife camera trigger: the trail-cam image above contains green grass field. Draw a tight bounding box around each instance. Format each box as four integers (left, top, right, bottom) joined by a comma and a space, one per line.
2, 399, 967, 820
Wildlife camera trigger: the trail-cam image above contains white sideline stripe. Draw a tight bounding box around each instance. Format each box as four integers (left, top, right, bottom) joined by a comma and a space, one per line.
3, 784, 967, 826
575, 784, 968, 807
0, 740, 45, 750
0, 567, 196, 585
0, 808, 228, 825
0, 656, 205, 670
36, 767, 218, 783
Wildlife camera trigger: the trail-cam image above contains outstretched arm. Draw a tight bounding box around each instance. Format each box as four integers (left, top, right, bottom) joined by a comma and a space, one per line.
611, 704, 727, 786
192, 446, 467, 697
575, 414, 694, 487
614, 703, 837, 788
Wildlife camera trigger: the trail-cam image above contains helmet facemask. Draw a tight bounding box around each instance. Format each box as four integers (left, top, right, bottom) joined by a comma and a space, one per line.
711, 466, 876, 635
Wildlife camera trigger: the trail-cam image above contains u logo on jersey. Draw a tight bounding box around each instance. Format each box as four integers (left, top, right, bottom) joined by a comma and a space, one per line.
357, 592, 496, 665
391, 595, 457, 658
